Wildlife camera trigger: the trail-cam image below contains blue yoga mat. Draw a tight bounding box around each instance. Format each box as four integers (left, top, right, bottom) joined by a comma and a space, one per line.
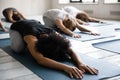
0, 38, 10, 47
1, 39, 120, 80
92, 39, 120, 54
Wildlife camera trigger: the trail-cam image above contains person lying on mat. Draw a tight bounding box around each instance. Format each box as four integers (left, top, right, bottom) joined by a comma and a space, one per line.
63, 6, 103, 24
2, 7, 26, 23
43, 9, 99, 38
10, 20, 98, 79
0, 20, 7, 32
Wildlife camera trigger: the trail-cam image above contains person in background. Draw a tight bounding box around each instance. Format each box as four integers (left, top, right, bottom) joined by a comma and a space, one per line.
63, 6, 103, 24
43, 9, 99, 38
0, 20, 7, 32
2, 7, 26, 23
10, 19, 98, 79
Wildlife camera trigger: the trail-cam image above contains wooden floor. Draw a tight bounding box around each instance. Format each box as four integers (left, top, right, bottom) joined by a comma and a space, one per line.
0, 19, 120, 80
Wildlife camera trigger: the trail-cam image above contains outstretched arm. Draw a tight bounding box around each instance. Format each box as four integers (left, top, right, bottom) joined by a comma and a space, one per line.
75, 19, 100, 35
68, 47, 98, 75
56, 19, 81, 38
0, 21, 7, 32
24, 35, 83, 79
89, 17, 103, 23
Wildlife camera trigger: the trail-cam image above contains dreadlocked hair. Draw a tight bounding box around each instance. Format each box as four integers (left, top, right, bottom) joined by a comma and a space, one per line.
35, 33, 71, 61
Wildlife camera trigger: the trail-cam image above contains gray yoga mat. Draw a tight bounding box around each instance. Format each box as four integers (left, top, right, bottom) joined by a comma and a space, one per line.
92, 39, 120, 54
65, 24, 115, 42
0, 20, 11, 34
66, 31, 114, 42
115, 28, 120, 32
67, 33, 114, 42
1, 39, 120, 80
89, 22, 112, 27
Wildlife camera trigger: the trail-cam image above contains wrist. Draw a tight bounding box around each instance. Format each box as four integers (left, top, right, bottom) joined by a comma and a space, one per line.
77, 63, 86, 68
77, 62, 83, 66
99, 21, 103, 23
63, 65, 71, 72
71, 33, 75, 37
88, 31, 92, 34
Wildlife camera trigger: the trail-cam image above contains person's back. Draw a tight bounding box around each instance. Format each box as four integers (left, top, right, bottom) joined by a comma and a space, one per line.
63, 6, 84, 18
10, 19, 55, 53
10, 20, 54, 38
63, 6, 102, 23
43, 9, 73, 28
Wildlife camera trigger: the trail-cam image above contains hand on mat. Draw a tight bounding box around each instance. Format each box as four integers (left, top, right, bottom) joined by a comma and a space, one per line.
99, 21, 104, 23
89, 31, 100, 36
64, 66, 84, 79
78, 64, 98, 75
72, 34, 81, 38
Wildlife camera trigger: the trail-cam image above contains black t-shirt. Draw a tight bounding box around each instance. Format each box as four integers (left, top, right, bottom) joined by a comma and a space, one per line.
10, 20, 55, 38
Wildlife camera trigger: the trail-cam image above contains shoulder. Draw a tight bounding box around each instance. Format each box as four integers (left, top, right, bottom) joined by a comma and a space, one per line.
24, 35, 37, 45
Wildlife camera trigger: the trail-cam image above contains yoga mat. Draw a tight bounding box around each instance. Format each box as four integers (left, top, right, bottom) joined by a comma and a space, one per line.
89, 22, 112, 27
66, 31, 114, 42
0, 39, 120, 80
65, 25, 115, 42
92, 39, 120, 54
0, 27, 10, 34
0, 38, 10, 48
115, 28, 120, 32
0, 21, 11, 34
66, 33, 114, 42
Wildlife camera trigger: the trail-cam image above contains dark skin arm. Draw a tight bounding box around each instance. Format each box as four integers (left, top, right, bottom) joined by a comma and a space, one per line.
68, 48, 98, 75
0, 21, 7, 32
7, 10, 16, 23
24, 35, 84, 79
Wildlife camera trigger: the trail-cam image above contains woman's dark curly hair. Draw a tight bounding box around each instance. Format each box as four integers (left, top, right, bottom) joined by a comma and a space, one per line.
35, 33, 71, 61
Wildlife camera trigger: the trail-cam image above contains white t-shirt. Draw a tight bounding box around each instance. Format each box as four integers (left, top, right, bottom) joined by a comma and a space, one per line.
43, 9, 74, 27
63, 6, 83, 17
